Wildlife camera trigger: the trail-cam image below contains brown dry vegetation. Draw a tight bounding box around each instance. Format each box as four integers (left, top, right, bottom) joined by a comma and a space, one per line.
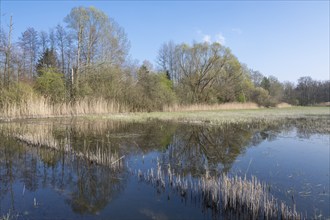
275, 102, 292, 108
314, 102, 330, 106
1, 96, 329, 123
0, 97, 129, 120
163, 102, 259, 112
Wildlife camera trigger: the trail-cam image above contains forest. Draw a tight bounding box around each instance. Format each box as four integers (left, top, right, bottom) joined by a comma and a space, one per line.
0, 6, 329, 117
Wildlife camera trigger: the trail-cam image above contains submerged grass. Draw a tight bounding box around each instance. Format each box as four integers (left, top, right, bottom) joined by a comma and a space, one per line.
1, 122, 124, 170
0, 213, 10, 220
1, 115, 327, 219
135, 160, 302, 219
0, 210, 18, 220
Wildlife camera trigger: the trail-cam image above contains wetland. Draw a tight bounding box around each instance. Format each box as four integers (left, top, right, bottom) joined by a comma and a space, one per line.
0, 108, 329, 219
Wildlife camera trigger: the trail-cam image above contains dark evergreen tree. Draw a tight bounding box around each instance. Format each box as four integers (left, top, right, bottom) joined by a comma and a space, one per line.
36, 48, 59, 75
260, 77, 271, 92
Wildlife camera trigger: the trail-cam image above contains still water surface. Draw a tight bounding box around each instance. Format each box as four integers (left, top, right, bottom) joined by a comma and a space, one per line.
0, 118, 329, 219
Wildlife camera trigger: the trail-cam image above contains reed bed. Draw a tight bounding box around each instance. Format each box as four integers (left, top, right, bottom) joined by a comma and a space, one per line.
0, 211, 18, 220
135, 160, 302, 219
1, 123, 124, 170
1, 95, 328, 127
163, 102, 259, 112
314, 102, 330, 106
0, 96, 129, 120
276, 102, 292, 108
0, 211, 10, 220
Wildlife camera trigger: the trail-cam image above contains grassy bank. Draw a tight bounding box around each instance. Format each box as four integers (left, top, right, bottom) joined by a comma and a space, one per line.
84, 106, 329, 125
1, 102, 328, 125
0, 101, 267, 121
0, 97, 258, 120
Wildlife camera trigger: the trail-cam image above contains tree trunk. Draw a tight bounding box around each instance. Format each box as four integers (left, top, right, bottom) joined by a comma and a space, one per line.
4, 16, 13, 87
75, 22, 83, 99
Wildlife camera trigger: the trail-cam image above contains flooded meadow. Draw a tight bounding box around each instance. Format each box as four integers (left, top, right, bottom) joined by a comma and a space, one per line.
0, 116, 329, 219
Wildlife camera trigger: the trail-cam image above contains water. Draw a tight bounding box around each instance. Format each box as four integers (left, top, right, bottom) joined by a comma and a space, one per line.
0, 118, 329, 219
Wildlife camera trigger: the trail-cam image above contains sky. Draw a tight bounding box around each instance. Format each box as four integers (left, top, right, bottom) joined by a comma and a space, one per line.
0, 1, 329, 83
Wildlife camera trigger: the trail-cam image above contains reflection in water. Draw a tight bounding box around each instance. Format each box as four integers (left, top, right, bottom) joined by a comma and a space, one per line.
0, 117, 328, 218
68, 161, 124, 214
135, 161, 300, 219
164, 124, 253, 174
0, 134, 126, 215
160, 117, 329, 176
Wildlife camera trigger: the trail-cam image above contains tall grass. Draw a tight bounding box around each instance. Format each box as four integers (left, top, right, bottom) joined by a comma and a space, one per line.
276, 102, 292, 108
0, 212, 10, 220
136, 161, 302, 219
0, 96, 130, 120
163, 102, 259, 112
1, 98, 261, 120
314, 102, 330, 106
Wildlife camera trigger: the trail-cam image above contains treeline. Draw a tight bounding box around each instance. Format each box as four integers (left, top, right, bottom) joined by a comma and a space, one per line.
0, 6, 329, 116
157, 41, 329, 107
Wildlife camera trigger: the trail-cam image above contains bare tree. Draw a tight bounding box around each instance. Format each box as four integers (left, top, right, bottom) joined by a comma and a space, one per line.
3, 16, 13, 87
65, 6, 89, 99
250, 70, 264, 87
64, 6, 130, 99
157, 41, 177, 82
39, 31, 49, 55
19, 27, 39, 79
56, 24, 67, 74
282, 81, 297, 104
49, 28, 56, 50
11, 44, 25, 80
65, 33, 75, 74
0, 27, 7, 85
175, 42, 230, 102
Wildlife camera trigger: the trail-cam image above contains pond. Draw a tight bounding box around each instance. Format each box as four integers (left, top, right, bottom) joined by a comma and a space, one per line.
0, 117, 329, 219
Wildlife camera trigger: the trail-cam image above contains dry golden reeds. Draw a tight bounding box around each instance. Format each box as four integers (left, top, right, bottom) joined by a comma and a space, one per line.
276, 102, 292, 108
2, 122, 124, 170
314, 102, 330, 106
0, 96, 130, 120
136, 161, 302, 219
163, 102, 260, 112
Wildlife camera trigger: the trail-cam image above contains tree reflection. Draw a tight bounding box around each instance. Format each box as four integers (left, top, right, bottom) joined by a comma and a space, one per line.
0, 131, 126, 215
0, 117, 328, 215
69, 160, 125, 214
21, 154, 39, 191
162, 124, 253, 174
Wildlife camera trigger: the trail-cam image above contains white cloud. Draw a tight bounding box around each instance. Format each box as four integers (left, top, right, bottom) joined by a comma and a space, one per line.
203, 35, 211, 43
231, 28, 242, 35
196, 29, 226, 45
215, 33, 225, 45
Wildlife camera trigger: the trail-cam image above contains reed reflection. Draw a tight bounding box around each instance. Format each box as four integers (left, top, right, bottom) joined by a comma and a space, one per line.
0, 117, 327, 216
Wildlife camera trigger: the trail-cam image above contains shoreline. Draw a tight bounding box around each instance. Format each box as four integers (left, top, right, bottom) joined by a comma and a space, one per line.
1, 106, 328, 125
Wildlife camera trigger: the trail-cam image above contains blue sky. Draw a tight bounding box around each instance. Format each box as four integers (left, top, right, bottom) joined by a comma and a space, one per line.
1, 1, 329, 82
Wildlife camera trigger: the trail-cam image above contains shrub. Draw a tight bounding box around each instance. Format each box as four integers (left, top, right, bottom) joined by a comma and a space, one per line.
34, 68, 66, 103
131, 73, 177, 111
0, 82, 35, 108
250, 87, 273, 107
